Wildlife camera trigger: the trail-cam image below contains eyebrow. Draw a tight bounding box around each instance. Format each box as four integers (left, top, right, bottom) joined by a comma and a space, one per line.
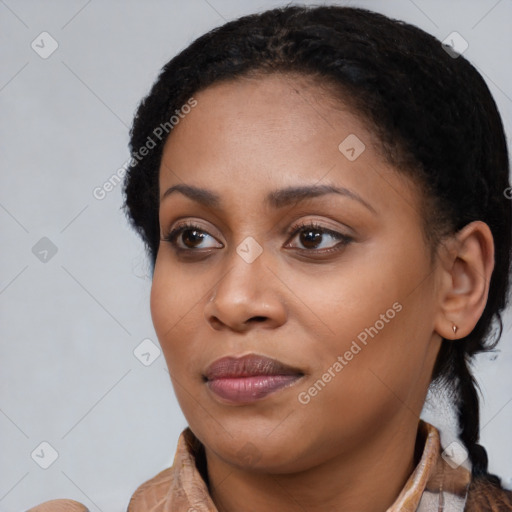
161, 183, 377, 214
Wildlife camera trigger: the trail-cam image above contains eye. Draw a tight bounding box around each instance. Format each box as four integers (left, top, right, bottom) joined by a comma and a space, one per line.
285, 221, 352, 253
162, 222, 223, 251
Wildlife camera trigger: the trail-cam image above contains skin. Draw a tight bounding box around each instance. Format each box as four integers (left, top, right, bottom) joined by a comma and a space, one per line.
150, 73, 494, 512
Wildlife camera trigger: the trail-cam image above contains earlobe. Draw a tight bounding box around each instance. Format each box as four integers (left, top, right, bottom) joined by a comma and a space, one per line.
434, 221, 494, 341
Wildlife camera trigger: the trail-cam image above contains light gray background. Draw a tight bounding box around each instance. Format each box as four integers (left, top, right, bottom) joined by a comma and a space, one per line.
1, 0, 511, 510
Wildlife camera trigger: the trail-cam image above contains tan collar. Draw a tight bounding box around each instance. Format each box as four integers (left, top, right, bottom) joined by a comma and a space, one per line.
388, 421, 471, 511
127, 421, 471, 512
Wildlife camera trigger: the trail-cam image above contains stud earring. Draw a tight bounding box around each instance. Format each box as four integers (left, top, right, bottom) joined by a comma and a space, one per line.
452, 324, 458, 334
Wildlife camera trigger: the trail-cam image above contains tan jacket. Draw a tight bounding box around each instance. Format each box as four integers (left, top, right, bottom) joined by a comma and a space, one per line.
28, 421, 512, 511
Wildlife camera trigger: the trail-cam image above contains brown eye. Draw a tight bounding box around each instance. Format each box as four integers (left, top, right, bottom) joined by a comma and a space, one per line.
162, 222, 223, 251
181, 229, 206, 248
286, 222, 353, 253
299, 229, 323, 249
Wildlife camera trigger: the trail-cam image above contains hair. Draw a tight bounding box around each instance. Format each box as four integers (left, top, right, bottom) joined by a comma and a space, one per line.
123, 4, 511, 484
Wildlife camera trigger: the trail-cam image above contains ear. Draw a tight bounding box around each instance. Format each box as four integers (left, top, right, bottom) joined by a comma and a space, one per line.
434, 221, 495, 340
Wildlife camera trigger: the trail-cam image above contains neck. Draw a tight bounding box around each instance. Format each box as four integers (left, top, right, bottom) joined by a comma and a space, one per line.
205, 418, 422, 512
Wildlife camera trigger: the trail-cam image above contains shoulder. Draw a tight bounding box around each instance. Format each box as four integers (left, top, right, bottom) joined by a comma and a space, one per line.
25, 467, 181, 512
127, 467, 175, 511
465, 476, 512, 511
26, 499, 89, 511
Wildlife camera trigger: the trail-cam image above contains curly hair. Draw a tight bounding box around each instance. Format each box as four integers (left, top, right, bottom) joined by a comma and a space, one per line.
123, 5, 511, 483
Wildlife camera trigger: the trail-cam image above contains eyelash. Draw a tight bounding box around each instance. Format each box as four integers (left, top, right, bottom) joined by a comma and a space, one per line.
162, 220, 353, 256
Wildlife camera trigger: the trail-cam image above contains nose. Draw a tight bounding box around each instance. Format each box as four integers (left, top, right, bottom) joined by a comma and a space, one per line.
204, 249, 287, 332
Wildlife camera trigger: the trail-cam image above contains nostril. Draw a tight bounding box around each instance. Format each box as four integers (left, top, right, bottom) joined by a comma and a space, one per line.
250, 316, 267, 323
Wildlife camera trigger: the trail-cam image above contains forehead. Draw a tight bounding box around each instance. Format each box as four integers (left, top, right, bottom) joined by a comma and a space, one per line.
158, 73, 421, 217
166, 72, 374, 148
162, 75, 362, 173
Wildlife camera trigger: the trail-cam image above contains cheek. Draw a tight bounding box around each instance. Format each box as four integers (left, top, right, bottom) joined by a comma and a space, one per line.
149, 262, 201, 364
320, 292, 436, 429
150, 268, 177, 341
296, 247, 435, 406
288, 261, 403, 352
295, 305, 428, 447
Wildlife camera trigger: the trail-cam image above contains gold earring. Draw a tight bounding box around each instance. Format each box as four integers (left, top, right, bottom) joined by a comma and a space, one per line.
452, 324, 458, 334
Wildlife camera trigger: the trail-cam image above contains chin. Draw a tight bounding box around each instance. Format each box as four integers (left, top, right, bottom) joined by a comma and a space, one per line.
204, 427, 315, 473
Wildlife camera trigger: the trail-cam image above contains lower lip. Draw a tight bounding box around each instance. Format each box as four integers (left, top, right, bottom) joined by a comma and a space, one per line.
207, 375, 302, 403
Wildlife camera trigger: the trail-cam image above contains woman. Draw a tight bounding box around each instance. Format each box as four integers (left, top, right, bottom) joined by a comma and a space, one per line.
30, 4, 512, 511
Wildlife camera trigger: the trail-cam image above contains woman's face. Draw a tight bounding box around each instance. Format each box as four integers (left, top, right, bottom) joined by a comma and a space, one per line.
151, 74, 443, 473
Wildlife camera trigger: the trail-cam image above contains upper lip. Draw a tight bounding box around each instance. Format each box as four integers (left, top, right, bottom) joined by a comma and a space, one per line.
204, 354, 304, 381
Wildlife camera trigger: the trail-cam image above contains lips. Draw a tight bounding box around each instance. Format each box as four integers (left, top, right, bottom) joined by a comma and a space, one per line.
204, 354, 304, 403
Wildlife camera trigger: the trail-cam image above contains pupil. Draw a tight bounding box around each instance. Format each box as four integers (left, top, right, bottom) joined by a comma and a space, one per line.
184, 230, 204, 247
301, 230, 321, 248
